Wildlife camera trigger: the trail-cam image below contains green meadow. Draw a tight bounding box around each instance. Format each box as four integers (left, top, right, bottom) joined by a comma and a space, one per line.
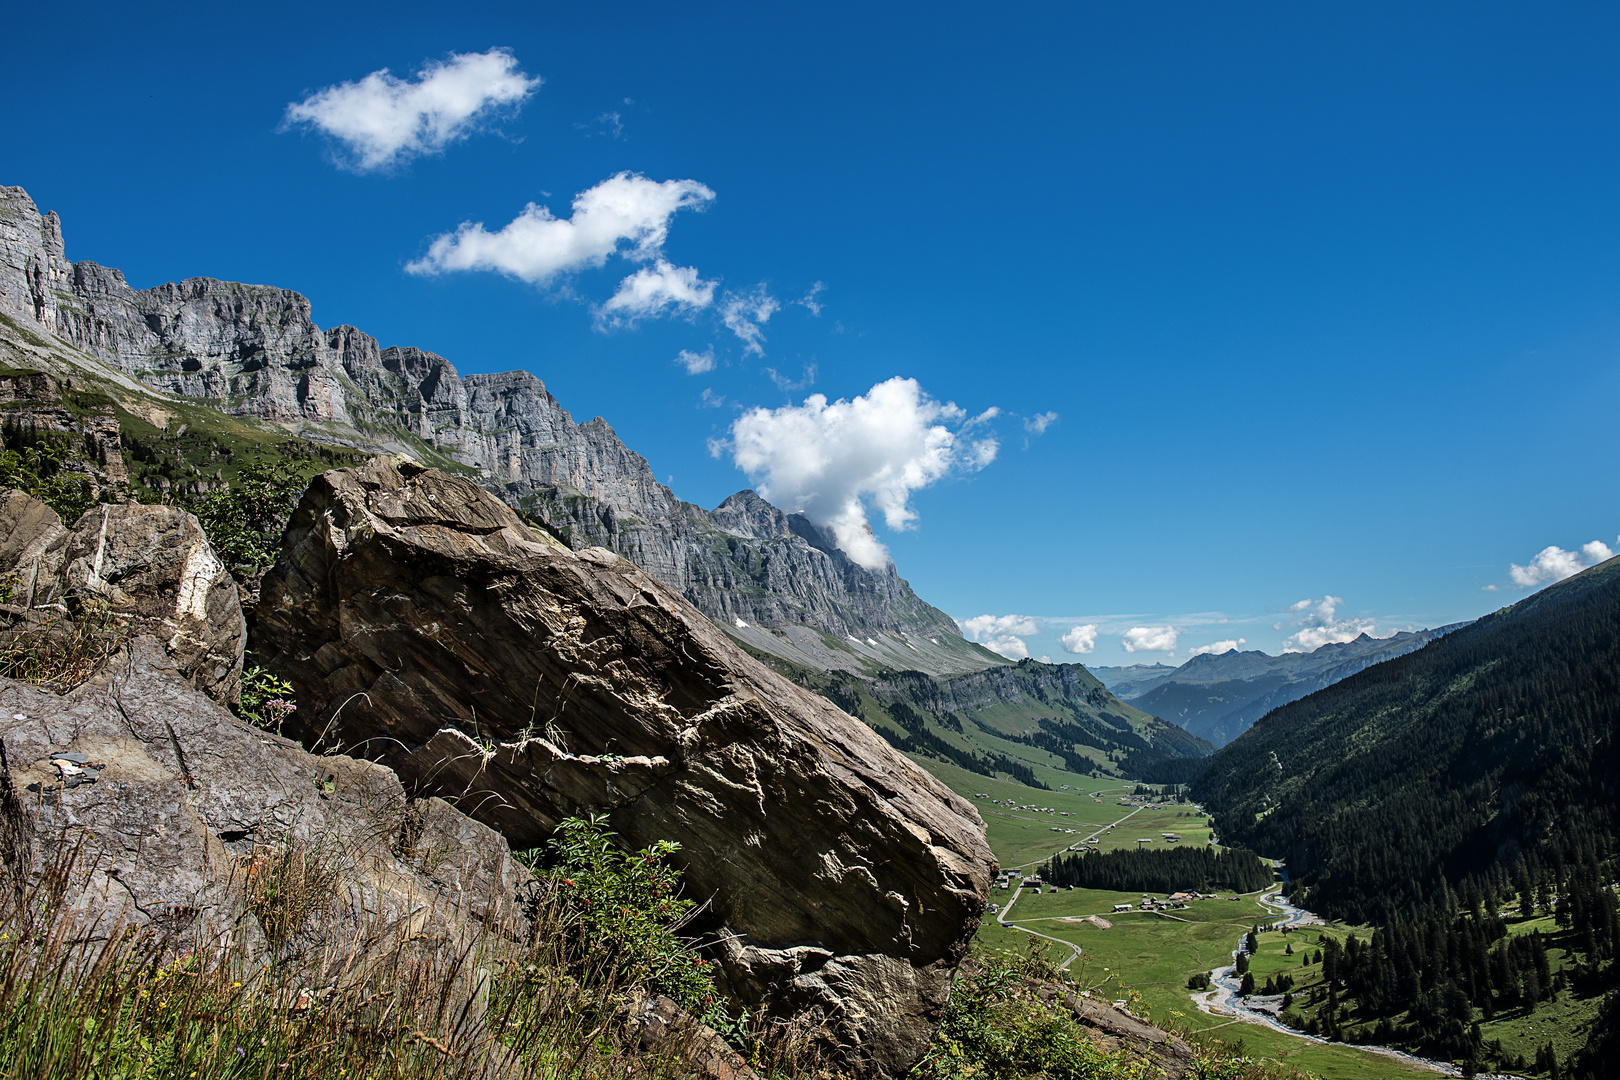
919, 757, 1443, 1079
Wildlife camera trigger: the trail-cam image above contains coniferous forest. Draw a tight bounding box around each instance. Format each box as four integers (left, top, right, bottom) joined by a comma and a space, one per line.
1043, 845, 1274, 894
1194, 556, 1620, 1077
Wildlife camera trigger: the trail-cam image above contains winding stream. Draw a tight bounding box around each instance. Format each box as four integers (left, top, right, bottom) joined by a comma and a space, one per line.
1189, 891, 1516, 1079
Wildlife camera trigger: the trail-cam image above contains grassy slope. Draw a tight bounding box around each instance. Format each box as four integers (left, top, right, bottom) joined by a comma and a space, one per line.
747, 639, 1208, 790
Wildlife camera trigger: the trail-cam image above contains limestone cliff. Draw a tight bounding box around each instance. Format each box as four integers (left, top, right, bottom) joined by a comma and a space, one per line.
0, 185, 975, 656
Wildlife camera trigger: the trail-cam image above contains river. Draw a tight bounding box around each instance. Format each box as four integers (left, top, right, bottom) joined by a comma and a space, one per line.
1189, 891, 1519, 1079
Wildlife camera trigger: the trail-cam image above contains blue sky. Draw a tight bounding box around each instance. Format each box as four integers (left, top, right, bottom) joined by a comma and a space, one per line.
5, 1, 1618, 665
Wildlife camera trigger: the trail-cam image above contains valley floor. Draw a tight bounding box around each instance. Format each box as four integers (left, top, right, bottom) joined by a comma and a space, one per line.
912, 755, 1470, 1080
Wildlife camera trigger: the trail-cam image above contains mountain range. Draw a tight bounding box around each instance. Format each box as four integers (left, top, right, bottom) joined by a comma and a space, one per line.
0, 184, 996, 677
0, 181, 1215, 789
1091, 626, 1466, 747
1194, 554, 1619, 921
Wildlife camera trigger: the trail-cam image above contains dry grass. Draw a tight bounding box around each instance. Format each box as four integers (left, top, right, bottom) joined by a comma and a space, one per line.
0, 596, 124, 690
0, 835, 835, 1080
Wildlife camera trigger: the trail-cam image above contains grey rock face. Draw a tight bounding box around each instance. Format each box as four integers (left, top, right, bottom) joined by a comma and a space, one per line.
254, 459, 996, 1079
0, 636, 527, 946
0, 490, 246, 704
0, 489, 67, 605
0, 185, 967, 649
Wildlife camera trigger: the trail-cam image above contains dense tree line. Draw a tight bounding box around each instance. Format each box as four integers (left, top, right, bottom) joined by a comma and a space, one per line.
1277, 846, 1618, 1075
1193, 557, 1619, 926
1042, 845, 1273, 894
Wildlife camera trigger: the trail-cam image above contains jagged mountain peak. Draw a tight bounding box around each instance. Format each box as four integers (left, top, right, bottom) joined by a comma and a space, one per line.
0, 181, 982, 671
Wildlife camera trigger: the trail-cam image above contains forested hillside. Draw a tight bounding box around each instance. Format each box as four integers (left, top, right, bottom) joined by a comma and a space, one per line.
1194, 560, 1618, 1074
1194, 555, 1618, 922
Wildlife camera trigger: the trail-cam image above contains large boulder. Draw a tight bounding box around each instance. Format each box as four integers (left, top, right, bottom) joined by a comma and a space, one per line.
0, 488, 67, 605
0, 492, 246, 702
0, 636, 527, 947
255, 459, 996, 1079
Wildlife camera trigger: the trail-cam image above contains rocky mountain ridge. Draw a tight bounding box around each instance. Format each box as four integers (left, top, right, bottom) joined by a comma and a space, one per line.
1090, 626, 1465, 747
0, 184, 987, 667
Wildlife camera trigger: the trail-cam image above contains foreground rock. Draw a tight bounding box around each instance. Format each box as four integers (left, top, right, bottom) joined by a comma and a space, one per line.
255, 458, 996, 1080
0, 491, 245, 702
0, 637, 527, 949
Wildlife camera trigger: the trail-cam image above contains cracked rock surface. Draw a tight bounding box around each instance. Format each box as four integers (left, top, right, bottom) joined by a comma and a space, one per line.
255, 458, 996, 1079
0, 491, 246, 703
0, 637, 527, 948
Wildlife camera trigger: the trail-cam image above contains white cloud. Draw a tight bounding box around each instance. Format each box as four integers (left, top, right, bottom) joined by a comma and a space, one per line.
1279, 595, 1382, 652
1504, 538, 1616, 589
699, 388, 725, 408
407, 172, 715, 289
285, 49, 539, 171
1060, 624, 1099, 654
723, 377, 999, 569
959, 614, 1038, 659
1122, 626, 1179, 653
794, 282, 826, 316
1189, 638, 1246, 657
677, 347, 716, 375
597, 260, 715, 326
721, 287, 781, 356
1024, 411, 1059, 437
576, 110, 624, 139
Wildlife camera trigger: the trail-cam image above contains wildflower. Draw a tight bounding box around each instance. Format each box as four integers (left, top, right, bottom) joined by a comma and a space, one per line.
236, 1047, 246, 1057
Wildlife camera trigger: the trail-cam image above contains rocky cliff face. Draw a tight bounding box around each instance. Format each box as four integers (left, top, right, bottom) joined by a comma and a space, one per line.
0, 185, 969, 652
254, 459, 996, 1079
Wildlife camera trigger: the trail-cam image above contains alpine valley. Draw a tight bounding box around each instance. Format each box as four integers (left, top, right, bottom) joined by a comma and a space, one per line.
2, 179, 1615, 1080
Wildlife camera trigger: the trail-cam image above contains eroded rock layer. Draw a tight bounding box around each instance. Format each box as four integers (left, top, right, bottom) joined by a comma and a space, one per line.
254, 458, 996, 1079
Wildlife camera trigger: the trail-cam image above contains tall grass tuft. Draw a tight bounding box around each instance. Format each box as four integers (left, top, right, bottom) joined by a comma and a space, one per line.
0, 820, 834, 1080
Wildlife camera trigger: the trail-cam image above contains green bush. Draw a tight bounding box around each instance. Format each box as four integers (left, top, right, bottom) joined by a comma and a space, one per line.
234, 662, 297, 733
0, 441, 97, 524
912, 940, 1141, 1080
514, 815, 725, 1028
184, 458, 311, 576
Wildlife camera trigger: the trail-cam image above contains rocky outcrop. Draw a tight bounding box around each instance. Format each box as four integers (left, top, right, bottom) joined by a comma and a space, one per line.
254, 458, 997, 1080
0, 368, 128, 486
0, 491, 246, 703
0, 636, 528, 946
0, 185, 970, 653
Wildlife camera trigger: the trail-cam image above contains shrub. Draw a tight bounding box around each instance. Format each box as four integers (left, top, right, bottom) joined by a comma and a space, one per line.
234, 662, 297, 733
912, 939, 1140, 1080
0, 441, 96, 524
513, 815, 724, 1028
184, 458, 311, 576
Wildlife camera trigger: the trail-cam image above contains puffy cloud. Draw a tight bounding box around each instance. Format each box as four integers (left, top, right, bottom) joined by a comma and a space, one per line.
1122, 626, 1179, 653
959, 614, 1038, 660
721, 287, 781, 356
407, 172, 715, 289
285, 49, 539, 171
597, 260, 715, 326
1060, 624, 1099, 654
723, 377, 999, 569
1279, 595, 1381, 652
1504, 537, 1617, 589
1189, 638, 1246, 657
677, 347, 716, 375
1024, 411, 1059, 437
